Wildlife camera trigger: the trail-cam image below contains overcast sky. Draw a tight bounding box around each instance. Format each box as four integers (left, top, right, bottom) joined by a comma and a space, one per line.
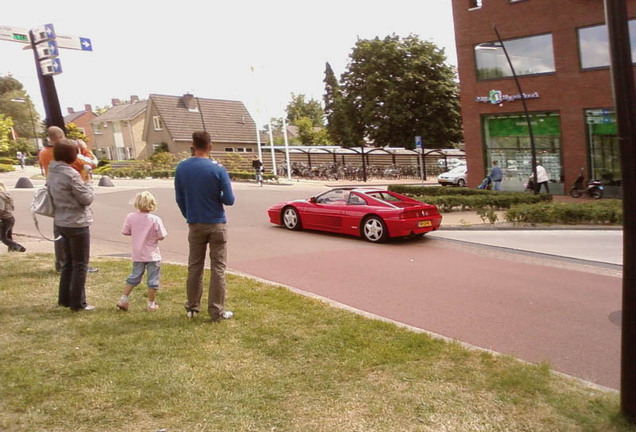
1, 1, 457, 126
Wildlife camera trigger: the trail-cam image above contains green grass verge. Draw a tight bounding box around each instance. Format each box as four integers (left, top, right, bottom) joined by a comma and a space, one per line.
1, 254, 633, 432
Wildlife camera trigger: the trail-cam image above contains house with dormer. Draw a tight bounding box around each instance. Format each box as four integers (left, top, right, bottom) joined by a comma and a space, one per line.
91, 96, 148, 160
142, 93, 258, 156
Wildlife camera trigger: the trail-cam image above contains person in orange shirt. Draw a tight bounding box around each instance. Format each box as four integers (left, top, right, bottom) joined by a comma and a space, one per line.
39, 126, 64, 176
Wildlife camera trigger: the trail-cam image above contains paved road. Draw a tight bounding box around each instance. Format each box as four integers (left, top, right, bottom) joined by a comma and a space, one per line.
4, 172, 624, 389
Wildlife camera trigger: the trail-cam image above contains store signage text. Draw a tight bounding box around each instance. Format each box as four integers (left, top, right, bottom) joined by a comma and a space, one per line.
475, 90, 540, 104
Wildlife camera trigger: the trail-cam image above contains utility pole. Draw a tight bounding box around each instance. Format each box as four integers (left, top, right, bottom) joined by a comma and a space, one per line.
604, 0, 636, 423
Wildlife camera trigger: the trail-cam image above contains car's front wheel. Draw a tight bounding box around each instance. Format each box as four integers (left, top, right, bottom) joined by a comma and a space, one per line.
457, 178, 466, 187
362, 216, 388, 243
282, 207, 302, 230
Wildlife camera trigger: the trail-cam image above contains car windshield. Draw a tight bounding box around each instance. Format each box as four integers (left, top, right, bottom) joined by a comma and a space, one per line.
448, 165, 466, 174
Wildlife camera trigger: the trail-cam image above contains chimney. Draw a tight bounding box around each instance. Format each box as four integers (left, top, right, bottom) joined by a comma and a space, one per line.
182, 93, 196, 110
130, 95, 139, 103
111, 98, 121, 106
67, 107, 74, 114
84, 104, 92, 113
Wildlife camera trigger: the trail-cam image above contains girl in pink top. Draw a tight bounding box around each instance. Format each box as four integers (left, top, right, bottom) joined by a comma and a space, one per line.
117, 191, 168, 312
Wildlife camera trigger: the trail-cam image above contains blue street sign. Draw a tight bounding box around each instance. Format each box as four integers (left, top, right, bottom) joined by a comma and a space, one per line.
45, 23, 55, 39
40, 57, 62, 75
79, 37, 92, 51
415, 136, 422, 149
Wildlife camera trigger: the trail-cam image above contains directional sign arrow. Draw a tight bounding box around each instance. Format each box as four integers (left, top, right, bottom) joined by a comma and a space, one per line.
32, 23, 56, 44
40, 57, 63, 76
55, 34, 93, 51
79, 37, 92, 51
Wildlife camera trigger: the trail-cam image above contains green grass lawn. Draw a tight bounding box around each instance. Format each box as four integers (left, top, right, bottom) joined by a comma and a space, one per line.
1, 253, 634, 432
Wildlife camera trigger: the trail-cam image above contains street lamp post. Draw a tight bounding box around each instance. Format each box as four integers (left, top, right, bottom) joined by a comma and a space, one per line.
10, 97, 38, 150
476, 27, 539, 194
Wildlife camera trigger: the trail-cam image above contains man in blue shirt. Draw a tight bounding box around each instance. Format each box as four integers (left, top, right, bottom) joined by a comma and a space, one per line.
175, 131, 235, 321
489, 160, 504, 191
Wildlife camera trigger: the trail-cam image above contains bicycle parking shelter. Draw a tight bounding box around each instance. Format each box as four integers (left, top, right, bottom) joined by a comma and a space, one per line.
259, 145, 465, 182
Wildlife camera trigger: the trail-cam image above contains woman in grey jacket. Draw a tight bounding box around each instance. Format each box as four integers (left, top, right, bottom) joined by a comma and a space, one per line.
48, 139, 95, 311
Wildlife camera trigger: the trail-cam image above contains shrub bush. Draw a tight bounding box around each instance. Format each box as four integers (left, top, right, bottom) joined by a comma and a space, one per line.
228, 171, 276, 181
413, 192, 551, 212
149, 169, 174, 178
505, 200, 623, 225
0, 164, 15, 172
0, 157, 17, 165
388, 185, 552, 212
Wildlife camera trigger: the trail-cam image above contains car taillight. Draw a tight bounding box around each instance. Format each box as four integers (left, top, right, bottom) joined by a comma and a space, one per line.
401, 210, 428, 219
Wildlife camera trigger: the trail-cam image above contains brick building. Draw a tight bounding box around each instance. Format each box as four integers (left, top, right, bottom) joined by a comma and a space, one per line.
64, 104, 97, 149
451, 0, 635, 196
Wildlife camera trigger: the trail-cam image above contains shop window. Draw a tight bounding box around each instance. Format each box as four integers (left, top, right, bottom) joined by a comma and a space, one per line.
578, 20, 636, 69
482, 112, 563, 193
585, 109, 621, 195
475, 34, 555, 80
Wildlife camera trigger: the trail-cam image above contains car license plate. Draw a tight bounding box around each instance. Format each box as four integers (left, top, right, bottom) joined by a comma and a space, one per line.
418, 220, 432, 227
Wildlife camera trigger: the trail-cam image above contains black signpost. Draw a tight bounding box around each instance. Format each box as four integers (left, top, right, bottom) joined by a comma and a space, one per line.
0, 23, 92, 131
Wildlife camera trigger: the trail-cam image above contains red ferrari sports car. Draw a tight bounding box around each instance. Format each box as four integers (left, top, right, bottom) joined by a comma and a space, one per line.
267, 188, 442, 242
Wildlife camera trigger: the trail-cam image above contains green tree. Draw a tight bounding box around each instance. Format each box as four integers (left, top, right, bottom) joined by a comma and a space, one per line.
0, 114, 14, 153
295, 117, 333, 146
65, 122, 89, 144
323, 62, 364, 148
285, 93, 324, 127
0, 76, 40, 141
340, 34, 462, 149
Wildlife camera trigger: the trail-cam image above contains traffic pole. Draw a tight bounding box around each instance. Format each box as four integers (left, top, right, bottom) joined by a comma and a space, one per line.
604, 0, 636, 423
30, 29, 64, 131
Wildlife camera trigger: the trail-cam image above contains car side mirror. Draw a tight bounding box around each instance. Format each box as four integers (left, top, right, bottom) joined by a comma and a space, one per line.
310, 196, 317, 204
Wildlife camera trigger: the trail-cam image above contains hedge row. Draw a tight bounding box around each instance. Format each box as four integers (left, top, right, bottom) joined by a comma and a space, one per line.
94, 166, 276, 181
505, 200, 623, 225
414, 193, 551, 212
0, 157, 17, 165
0, 164, 15, 173
389, 185, 506, 197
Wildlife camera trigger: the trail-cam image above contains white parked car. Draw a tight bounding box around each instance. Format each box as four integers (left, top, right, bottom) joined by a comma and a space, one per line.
437, 165, 467, 187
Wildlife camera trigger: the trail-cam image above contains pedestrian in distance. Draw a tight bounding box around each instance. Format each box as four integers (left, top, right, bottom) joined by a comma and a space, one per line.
489, 160, 503, 191
0, 181, 26, 253
252, 157, 264, 186
175, 131, 236, 321
534, 164, 550, 193
117, 191, 168, 312
16, 151, 25, 170
48, 138, 95, 311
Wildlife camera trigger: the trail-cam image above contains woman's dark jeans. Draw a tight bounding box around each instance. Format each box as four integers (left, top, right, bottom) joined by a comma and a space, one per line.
56, 225, 90, 310
0, 217, 24, 251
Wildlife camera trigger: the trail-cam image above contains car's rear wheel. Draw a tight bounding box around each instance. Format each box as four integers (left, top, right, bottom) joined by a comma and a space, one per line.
457, 178, 466, 187
282, 207, 302, 230
362, 216, 388, 243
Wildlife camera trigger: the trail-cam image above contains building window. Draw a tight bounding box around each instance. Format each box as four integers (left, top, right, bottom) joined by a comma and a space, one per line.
578, 20, 636, 70
475, 34, 555, 80
153, 116, 163, 131
585, 109, 621, 195
224, 147, 235, 152
469, 0, 482, 9
482, 112, 562, 193
93, 124, 103, 135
